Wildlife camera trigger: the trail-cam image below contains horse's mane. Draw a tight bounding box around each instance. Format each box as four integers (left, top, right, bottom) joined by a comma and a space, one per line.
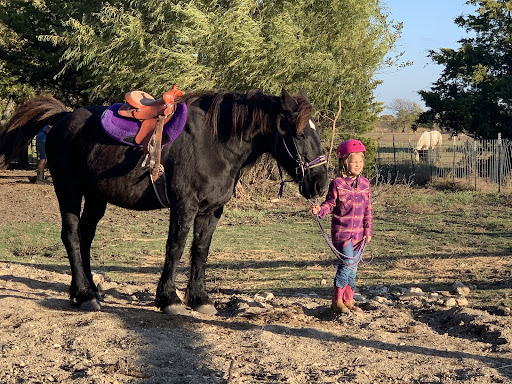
0, 96, 68, 169
177, 89, 312, 139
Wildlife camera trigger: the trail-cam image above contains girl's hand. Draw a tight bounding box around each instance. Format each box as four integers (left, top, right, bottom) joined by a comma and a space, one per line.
364, 236, 372, 243
312, 205, 320, 215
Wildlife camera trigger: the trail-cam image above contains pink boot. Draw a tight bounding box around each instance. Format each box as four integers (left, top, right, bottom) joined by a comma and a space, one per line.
331, 286, 349, 314
343, 285, 361, 312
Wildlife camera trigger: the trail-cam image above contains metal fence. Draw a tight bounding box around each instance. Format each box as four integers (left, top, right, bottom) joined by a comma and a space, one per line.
376, 135, 512, 192
27, 137, 38, 167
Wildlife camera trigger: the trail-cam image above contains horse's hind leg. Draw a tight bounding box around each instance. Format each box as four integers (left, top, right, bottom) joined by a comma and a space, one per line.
57, 197, 99, 309
79, 195, 107, 302
56, 188, 102, 310
185, 206, 224, 315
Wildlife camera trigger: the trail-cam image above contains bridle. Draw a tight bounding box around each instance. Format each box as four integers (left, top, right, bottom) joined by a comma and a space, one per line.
275, 130, 327, 197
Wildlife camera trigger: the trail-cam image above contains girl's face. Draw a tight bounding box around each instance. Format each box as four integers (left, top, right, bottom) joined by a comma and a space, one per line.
347, 153, 364, 177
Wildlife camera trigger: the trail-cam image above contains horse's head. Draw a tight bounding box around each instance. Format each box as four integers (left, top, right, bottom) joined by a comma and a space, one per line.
273, 89, 329, 200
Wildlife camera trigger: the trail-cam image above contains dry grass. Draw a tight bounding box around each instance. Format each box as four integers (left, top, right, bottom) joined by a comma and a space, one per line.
1, 170, 511, 309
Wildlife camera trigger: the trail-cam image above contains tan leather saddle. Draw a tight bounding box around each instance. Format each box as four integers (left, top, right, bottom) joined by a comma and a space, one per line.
117, 85, 183, 206
118, 84, 183, 149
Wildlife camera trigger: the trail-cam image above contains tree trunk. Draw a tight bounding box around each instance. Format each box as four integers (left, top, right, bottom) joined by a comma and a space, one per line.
0, 98, 15, 135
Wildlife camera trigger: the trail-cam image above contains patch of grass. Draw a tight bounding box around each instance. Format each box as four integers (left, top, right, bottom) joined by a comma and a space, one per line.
221, 207, 268, 225
211, 220, 330, 254
0, 222, 64, 262
2, 185, 511, 308
360, 186, 512, 306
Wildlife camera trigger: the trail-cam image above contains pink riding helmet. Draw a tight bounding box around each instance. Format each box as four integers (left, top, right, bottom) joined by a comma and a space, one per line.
336, 139, 366, 159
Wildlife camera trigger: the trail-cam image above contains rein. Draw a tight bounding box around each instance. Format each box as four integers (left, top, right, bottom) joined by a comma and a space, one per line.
275, 132, 327, 197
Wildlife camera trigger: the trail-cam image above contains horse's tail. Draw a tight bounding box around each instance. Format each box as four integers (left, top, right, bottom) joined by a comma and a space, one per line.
0, 96, 69, 169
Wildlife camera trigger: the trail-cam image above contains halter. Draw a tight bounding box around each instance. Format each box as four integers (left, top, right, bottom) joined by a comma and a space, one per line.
275, 131, 327, 197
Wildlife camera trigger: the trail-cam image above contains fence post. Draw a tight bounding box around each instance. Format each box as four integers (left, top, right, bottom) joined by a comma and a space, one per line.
393, 135, 397, 179
376, 141, 380, 169
452, 136, 456, 184
474, 140, 477, 191
430, 131, 434, 179
409, 139, 415, 174
498, 133, 502, 193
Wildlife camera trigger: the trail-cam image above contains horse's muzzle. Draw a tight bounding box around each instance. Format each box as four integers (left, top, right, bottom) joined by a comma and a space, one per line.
299, 176, 328, 199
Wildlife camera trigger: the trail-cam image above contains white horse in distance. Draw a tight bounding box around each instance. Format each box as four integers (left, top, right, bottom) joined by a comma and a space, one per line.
415, 130, 442, 162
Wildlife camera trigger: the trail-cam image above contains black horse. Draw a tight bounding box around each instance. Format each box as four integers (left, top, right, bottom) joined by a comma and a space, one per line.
0, 89, 328, 315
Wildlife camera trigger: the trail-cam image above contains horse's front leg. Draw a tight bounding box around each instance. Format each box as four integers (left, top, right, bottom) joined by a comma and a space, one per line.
185, 206, 224, 315
156, 203, 197, 315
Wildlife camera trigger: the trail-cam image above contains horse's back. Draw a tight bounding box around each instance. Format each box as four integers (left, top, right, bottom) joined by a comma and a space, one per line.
46, 106, 164, 210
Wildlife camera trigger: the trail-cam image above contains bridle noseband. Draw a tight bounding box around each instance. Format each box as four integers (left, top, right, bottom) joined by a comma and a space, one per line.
275, 130, 327, 197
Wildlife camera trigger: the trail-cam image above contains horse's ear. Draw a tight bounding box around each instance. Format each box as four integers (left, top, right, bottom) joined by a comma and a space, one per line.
280, 88, 298, 112
298, 88, 310, 102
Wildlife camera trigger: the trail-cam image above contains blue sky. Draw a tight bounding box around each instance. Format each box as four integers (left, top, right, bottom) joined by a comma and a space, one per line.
375, 0, 476, 115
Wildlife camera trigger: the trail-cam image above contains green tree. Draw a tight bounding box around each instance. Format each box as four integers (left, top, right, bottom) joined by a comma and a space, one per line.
388, 98, 423, 131
0, 0, 403, 172
41, 0, 401, 132
0, 0, 110, 104
418, 0, 512, 139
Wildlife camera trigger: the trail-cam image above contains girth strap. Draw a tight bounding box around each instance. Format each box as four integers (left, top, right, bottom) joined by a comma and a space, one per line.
144, 116, 170, 208
150, 164, 171, 208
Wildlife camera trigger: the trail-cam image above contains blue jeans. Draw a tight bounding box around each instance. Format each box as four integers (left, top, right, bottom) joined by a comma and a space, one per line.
334, 240, 358, 289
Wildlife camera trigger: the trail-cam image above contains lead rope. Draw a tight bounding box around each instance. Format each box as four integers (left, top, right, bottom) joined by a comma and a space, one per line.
308, 199, 373, 266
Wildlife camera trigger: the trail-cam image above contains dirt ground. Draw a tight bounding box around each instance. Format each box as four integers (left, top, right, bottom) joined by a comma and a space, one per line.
1, 170, 512, 384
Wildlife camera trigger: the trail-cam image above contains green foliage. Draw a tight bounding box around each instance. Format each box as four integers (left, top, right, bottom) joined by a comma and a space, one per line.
387, 98, 424, 132
252, 0, 400, 135
418, 0, 512, 139
0, 0, 108, 104
0, 0, 403, 174
42, 1, 220, 102
1, 0, 401, 129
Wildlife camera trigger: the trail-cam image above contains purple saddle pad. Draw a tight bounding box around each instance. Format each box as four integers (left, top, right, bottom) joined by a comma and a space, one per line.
100, 103, 187, 148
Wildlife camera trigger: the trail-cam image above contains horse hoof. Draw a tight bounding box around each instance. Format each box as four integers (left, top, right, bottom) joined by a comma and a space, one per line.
80, 299, 102, 311
162, 304, 190, 316
195, 304, 217, 315
94, 291, 104, 302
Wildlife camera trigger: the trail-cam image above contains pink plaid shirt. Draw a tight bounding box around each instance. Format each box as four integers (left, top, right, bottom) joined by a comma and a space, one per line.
318, 176, 373, 249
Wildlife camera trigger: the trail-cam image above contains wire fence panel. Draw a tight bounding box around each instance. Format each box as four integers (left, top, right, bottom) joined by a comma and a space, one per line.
29, 138, 38, 166
376, 135, 512, 192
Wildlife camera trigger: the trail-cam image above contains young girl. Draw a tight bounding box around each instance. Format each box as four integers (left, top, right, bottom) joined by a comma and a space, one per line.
312, 139, 373, 313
